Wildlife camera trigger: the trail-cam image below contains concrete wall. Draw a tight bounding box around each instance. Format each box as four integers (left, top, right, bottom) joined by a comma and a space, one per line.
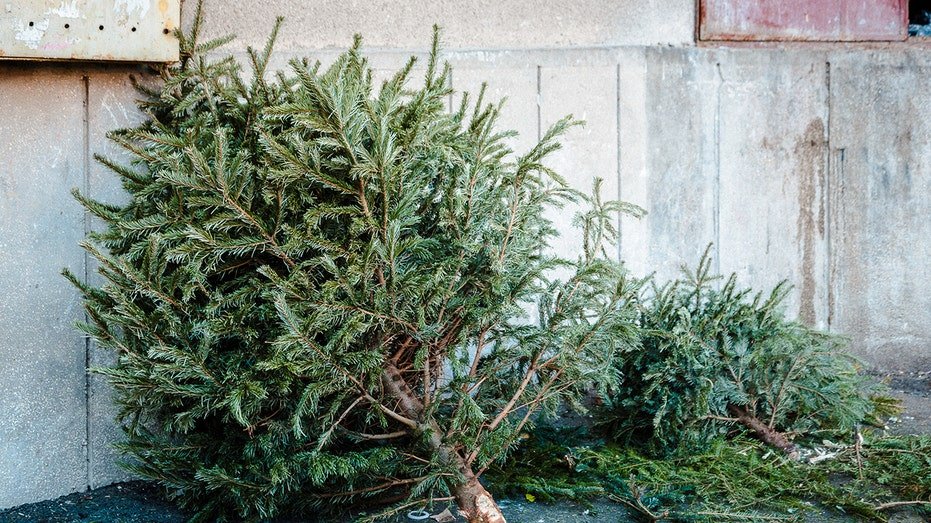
1, 0, 929, 508
194, 0, 697, 50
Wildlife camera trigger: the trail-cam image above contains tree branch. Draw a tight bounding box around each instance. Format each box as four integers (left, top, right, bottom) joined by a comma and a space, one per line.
315, 396, 363, 451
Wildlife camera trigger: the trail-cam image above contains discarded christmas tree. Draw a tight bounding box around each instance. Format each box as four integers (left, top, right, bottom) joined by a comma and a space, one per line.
66, 7, 641, 522
601, 246, 892, 458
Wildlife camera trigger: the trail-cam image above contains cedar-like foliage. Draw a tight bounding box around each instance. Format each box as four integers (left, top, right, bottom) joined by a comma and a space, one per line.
66, 6, 641, 522
602, 246, 889, 457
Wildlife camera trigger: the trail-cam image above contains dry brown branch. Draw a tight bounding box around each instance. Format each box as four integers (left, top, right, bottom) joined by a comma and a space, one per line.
873, 500, 931, 511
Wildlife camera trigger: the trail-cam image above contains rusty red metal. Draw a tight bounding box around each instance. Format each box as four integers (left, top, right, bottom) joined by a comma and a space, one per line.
700, 0, 908, 42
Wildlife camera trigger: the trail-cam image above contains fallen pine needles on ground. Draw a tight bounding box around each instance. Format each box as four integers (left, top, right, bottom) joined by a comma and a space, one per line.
486, 426, 931, 522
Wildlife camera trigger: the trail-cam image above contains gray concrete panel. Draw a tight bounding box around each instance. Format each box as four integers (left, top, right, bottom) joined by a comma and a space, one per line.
829, 62, 931, 371
450, 64, 538, 155
85, 69, 147, 489
620, 48, 719, 283
717, 51, 830, 328
539, 64, 618, 269
0, 65, 87, 508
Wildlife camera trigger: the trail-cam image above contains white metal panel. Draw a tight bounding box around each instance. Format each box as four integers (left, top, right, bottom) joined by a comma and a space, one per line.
0, 0, 179, 62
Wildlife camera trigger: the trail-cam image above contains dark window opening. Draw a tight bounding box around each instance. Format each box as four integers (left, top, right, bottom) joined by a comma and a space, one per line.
910, 0, 931, 36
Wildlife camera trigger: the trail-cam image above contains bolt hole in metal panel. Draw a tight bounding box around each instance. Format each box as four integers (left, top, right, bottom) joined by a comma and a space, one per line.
0, 0, 179, 62
700, 0, 908, 42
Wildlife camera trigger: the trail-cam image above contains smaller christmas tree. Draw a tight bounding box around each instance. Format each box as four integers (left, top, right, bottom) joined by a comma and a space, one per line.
601, 246, 892, 458
67, 4, 642, 521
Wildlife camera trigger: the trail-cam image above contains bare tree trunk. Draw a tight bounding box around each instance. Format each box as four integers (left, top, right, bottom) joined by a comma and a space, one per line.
729, 405, 800, 460
451, 473, 506, 523
381, 363, 507, 523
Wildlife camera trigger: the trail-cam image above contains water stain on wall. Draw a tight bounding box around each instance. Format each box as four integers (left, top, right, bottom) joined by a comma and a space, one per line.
794, 118, 826, 325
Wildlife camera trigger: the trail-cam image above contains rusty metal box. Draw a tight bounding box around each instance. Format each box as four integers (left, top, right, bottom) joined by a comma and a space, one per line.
700, 0, 908, 42
0, 0, 179, 62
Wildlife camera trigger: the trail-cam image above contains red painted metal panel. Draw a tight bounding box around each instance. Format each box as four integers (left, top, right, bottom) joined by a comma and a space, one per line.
700, 0, 908, 41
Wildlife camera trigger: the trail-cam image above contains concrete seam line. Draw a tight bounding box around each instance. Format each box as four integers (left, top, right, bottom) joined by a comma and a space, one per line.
81, 73, 92, 492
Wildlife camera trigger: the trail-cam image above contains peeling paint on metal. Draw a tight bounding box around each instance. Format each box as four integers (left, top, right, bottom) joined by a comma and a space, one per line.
0, 0, 178, 62
13, 18, 49, 49
46, 0, 81, 19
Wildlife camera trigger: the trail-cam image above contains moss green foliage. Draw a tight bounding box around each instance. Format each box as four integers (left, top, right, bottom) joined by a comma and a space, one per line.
65, 5, 642, 522
488, 427, 931, 522
602, 247, 889, 455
